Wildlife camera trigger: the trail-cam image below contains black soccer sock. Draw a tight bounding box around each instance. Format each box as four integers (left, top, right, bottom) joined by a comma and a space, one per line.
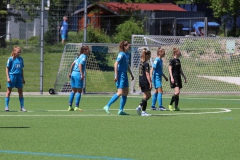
139, 101, 143, 108
141, 99, 147, 111
174, 95, 179, 108
170, 95, 175, 105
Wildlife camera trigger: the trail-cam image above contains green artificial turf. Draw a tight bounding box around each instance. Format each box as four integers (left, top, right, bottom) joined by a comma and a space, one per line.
0, 94, 240, 160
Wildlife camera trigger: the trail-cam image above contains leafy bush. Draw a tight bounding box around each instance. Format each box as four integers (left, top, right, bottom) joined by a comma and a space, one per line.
67, 31, 84, 43
113, 17, 145, 43
27, 36, 40, 45
86, 25, 111, 43
10, 38, 22, 45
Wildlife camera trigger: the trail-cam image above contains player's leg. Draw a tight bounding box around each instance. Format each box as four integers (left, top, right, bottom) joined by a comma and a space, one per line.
74, 86, 83, 111
157, 87, 166, 111
15, 75, 26, 111
118, 87, 128, 115
151, 90, 157, 110
5, 87, 12, 111
174, 87, 180, 111
118, 74, 129, 115
68, 75, 77, 111
18, 88, 26, 111
103, 73, 123, 114
61, 35, 66, 45
151, 78, 157, 110
169, 77, 177, 111
5, 74, 16, 111
141, 88, 151, 116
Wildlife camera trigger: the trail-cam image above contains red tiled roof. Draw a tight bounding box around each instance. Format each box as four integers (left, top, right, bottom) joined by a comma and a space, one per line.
103, 2, 186, 12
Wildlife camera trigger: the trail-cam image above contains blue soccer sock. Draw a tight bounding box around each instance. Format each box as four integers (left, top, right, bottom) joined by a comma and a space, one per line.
119, 95, 127, 111
106, 93, 119, 107
68, 92, 75, 106
157, 93, 163, 107
5, 97, 10, 107
19, 97, 24, 108
75, 93, 81, 107
151, 92, 157, 107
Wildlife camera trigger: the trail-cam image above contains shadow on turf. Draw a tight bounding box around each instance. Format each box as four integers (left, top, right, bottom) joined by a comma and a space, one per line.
0, 127, 30, 128
1, 111, 18, 112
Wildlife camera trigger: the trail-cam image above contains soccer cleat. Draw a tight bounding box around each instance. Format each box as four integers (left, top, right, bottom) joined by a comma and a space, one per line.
74, 107, 83, 111
174, 107, 181, 111
168, 105, 174, 111
159, 106, 166, 111
5, 107, 9, 111
68, 106, 74, 111
103, 106, 110, 114
151, 106, 157, 110
118, 110, 129, 115
20, 108, 27, 112
136, 105, 141, 116
141, 112, 151, 116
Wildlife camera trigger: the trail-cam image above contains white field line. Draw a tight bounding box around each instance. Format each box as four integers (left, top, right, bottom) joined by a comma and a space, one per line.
0, 108, 231, 116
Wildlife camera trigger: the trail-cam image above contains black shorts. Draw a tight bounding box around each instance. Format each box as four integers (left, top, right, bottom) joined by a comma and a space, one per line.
170, 76, 182, 88
140, 84, 151, 92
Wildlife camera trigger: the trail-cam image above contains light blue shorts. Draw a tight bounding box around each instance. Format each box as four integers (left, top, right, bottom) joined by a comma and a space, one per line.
61, 35, 66, 40
116, 72, 129, 89
7, 74, 23, 88
152, 76, 162, 89
71, 72, 83, 89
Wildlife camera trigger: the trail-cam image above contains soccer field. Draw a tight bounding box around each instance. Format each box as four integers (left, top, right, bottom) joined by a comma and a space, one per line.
0, 94, 240, 160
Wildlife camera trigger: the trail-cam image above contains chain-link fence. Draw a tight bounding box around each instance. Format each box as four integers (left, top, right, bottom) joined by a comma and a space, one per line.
0, 1, 221, 93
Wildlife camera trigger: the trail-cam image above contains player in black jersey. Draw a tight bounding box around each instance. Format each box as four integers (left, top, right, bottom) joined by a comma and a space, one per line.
136, 49, 152, 116
168, 48, 187, 111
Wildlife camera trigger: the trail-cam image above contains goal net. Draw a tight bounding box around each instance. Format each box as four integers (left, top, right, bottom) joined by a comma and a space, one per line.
132, 35, 240, 94
54, 36, 240, 94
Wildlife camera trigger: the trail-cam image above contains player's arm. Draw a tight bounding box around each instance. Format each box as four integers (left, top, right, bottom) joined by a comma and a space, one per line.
6, 67, 10, 83
22, 69, 25, 84
69, 61, 75, 78
162, 73, 168, 81
150, 67, 153, 81
168, 65, 174, 84
180, 68, 187, 83
128, 66, 134, 81
79, 63, 84, 80
114, 61, 118, 82
146, 70, 152, 89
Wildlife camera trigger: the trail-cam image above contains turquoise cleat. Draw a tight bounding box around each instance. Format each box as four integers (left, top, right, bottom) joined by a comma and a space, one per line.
118, 110, 129, 115
103, 106, 110, 114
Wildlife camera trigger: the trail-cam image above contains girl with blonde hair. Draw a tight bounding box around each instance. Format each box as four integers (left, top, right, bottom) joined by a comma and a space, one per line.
5, 46, 26, 111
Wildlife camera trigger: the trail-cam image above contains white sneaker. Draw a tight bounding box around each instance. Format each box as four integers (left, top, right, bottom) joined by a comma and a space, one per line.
136, 105, 141, 116
20, 108, 27, 112
141, 112, 151, 116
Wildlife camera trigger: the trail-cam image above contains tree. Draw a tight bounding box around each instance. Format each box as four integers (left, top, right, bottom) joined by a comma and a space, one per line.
113, 17, 145, 42
0, 0, 7, 47
209, 0, 240, 37
0, 0, 42, 48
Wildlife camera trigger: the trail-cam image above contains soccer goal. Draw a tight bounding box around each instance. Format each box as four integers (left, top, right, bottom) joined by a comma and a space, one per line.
131, 35, 240, 94
54, 36, 240, 94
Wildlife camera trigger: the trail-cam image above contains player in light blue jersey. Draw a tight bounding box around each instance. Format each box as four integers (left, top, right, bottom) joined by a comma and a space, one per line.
68, 45, 89, 111
103, 41, 134, 115
150, 48, 168, 111
5, 46, 26, 112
